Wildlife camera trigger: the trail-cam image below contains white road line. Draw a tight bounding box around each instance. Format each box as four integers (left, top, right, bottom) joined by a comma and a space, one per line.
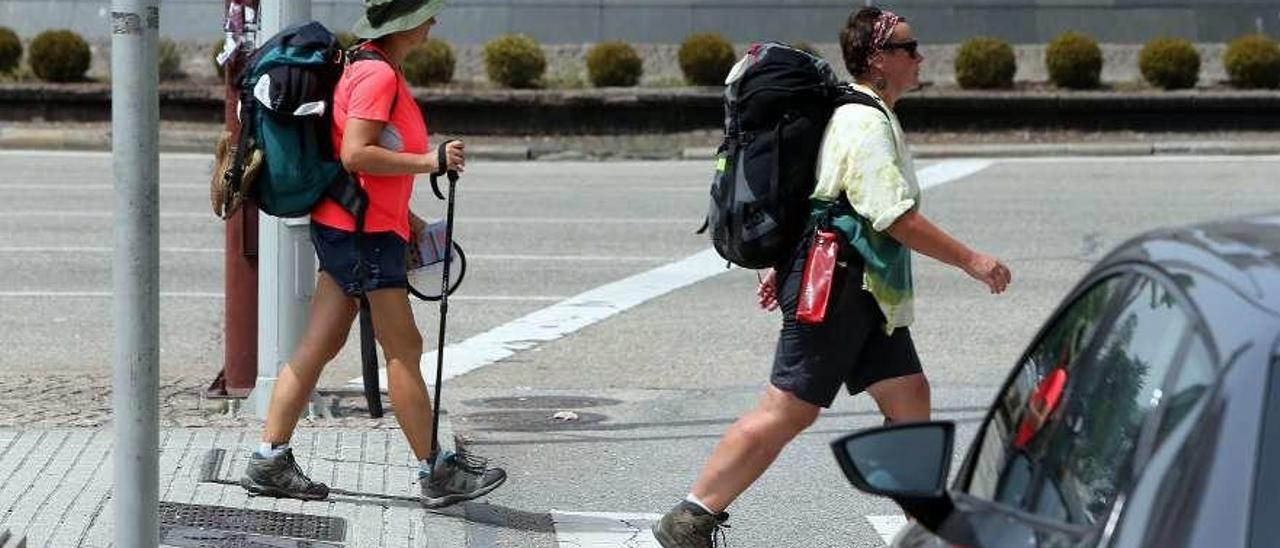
0, 212, 696, 224
0, 291, 563, 302
550, 511, 664, 548
0, 247, 674, 262
0, 149, 211, 161
916, 159, 995, 190
866, 515, 908, 545
350, 248, 728, 387
0, 246, 221, 254
346, 159, 997, 388
0, 184, 206, 191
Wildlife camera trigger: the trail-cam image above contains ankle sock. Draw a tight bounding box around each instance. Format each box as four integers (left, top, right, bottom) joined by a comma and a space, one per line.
419, 451, 454, 479
256, 442, 289, 459
683, 494, 716, 515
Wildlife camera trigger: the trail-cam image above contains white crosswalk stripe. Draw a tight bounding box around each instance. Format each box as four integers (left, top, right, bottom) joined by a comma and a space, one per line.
866, 515, 909, 546
551, 511, 665, 548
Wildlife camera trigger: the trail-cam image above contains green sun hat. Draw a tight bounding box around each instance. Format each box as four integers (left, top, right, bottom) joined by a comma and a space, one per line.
352, 0, 446, 40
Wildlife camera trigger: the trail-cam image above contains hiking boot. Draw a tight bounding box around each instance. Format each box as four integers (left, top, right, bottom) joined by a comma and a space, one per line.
240, 448, 330, 501
652, 501, 730, 548
419, 445, 507, 509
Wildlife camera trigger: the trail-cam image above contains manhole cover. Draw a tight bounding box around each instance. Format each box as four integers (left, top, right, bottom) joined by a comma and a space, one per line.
160, 526, 343, 548
456, 410, 609, 431
158, 502, 346, 542
463, 396, 621, 409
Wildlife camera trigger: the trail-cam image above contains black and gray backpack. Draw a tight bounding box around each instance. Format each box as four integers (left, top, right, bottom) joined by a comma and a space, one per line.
703, 42, 885, 269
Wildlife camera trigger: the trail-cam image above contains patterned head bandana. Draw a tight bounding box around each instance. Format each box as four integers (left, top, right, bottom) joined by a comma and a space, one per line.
869, 10, 904, 53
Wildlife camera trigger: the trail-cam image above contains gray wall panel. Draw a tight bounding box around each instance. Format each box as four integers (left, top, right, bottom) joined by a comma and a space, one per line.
601, 7, 693, 44
2, 0, 1279, 43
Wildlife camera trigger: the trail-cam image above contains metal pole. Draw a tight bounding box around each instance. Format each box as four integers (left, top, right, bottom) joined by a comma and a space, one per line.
249, 0, 313, 418
110, 0, 160, 546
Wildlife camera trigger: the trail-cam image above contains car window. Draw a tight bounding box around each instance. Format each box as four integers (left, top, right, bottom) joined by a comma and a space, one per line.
1029, 275, 1191, 526
966, 275, 1128, 504
1153, 336, 1214, 445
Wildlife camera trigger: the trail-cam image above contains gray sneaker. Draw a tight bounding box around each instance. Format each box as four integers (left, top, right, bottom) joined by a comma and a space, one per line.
240, 448, 330, 501
419, 446, 507, 509
652, 501, 730, 548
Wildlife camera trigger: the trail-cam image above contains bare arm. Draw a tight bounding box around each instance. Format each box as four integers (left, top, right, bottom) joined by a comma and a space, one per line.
886, 209, 1012, 294
339, 118, 464, 176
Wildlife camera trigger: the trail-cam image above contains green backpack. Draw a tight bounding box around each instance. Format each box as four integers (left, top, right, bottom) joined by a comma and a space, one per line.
219, 21, 392, 230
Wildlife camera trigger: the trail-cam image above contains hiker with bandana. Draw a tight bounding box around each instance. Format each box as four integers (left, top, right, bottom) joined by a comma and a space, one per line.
240, 0, 507, 508
653, 7, 1011, 546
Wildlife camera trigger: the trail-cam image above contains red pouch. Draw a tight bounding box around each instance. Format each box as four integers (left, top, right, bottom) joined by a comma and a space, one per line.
797, 229, 839, 324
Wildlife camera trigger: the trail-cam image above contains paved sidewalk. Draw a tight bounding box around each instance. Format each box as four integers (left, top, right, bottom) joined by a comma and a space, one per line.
0, 425, 479, 548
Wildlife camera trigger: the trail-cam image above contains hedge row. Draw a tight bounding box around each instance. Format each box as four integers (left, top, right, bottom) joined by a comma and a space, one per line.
5, 26, 1279, 90
957, 31, 1279, 90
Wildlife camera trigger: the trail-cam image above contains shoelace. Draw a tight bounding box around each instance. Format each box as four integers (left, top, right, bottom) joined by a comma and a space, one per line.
449, 445, 489, 475
284, 452, 316, 489
711, 519, 731, 547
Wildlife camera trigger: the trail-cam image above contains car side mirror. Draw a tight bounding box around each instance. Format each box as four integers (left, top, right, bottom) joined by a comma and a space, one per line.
831, 422, 956, 529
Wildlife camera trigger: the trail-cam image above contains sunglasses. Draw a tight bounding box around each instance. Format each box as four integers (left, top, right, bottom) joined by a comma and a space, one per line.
882, 40, 919, 58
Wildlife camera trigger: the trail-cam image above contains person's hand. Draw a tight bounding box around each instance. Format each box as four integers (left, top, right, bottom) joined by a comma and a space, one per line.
757, 268, 779, 311
444, 140, 465, 173
964, 252, 1012, 294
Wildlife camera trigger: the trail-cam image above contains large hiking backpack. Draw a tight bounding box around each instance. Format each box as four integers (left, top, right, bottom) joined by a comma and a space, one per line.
704, 42, 885, 269
217, 21, 392, 228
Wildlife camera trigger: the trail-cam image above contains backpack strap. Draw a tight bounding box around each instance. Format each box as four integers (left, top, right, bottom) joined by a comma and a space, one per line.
347, 46, 402, 116
833, 88, 889, 119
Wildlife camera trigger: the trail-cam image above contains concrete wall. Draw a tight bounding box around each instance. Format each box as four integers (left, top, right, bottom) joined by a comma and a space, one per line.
3, 0, 1280, 44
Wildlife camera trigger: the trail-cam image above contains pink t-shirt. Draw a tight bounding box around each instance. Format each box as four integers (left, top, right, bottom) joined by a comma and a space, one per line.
311, 43, 428, 241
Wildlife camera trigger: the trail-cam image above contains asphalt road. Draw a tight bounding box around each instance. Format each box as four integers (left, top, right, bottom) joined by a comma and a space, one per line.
0, 151, 1276, 546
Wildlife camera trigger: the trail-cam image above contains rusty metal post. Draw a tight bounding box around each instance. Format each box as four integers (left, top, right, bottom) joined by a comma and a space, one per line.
209, 0, 259, 398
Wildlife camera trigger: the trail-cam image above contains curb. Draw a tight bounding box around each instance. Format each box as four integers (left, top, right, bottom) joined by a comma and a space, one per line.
0, 128, 537, 160
682, 141, 1280, 160
3, 129, 1278, 160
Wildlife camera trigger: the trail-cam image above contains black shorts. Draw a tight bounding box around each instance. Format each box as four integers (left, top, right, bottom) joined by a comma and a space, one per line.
310, 223, 408, 297
770, 244, 923, 408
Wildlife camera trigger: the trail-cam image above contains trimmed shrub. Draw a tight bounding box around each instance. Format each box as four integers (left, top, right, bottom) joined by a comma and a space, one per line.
483, 34, 546, 88
1045, 31, 1103, 89
404, 39, 455, 86
1139, 38, 1199, 90
954, 36, 1016, 89
158, 38, 184, 81
0, 27, 21, 73
586, 41, 643, 87
679, 33, 735, 86
1224, 34, 1280, 89
29, 29, 91, 82
791, 41, 822, 58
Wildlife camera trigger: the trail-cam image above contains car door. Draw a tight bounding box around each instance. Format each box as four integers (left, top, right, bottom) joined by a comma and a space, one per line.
941, 268, 1204, 546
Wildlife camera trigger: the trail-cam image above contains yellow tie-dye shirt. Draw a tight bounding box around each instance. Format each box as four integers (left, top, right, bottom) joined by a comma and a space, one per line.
810, 83, 919, 332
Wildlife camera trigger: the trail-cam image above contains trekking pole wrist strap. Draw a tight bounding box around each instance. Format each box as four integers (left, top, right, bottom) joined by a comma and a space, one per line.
433, 140, 455, 177
430, 139, 460, 200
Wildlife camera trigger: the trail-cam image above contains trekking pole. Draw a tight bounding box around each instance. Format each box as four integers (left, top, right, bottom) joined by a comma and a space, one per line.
428, 140, 460, 457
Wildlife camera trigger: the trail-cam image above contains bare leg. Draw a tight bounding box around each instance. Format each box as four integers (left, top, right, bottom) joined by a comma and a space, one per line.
865, 373, 931, 424
689, 386, 820, 512
262, 272, 359, 444
365, 287, 434, 461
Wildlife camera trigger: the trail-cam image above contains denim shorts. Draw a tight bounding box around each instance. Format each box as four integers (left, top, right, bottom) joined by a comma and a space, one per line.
310, 223, 407, 296
770, 241, 923, 408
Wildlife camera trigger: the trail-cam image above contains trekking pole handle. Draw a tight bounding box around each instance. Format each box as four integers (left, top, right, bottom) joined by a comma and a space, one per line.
430, 139, 461, 201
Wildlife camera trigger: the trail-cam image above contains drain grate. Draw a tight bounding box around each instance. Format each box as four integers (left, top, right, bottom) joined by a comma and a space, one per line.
160, 525, 344, 548
159, 502, 346, 543
464, 395, 621, 409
